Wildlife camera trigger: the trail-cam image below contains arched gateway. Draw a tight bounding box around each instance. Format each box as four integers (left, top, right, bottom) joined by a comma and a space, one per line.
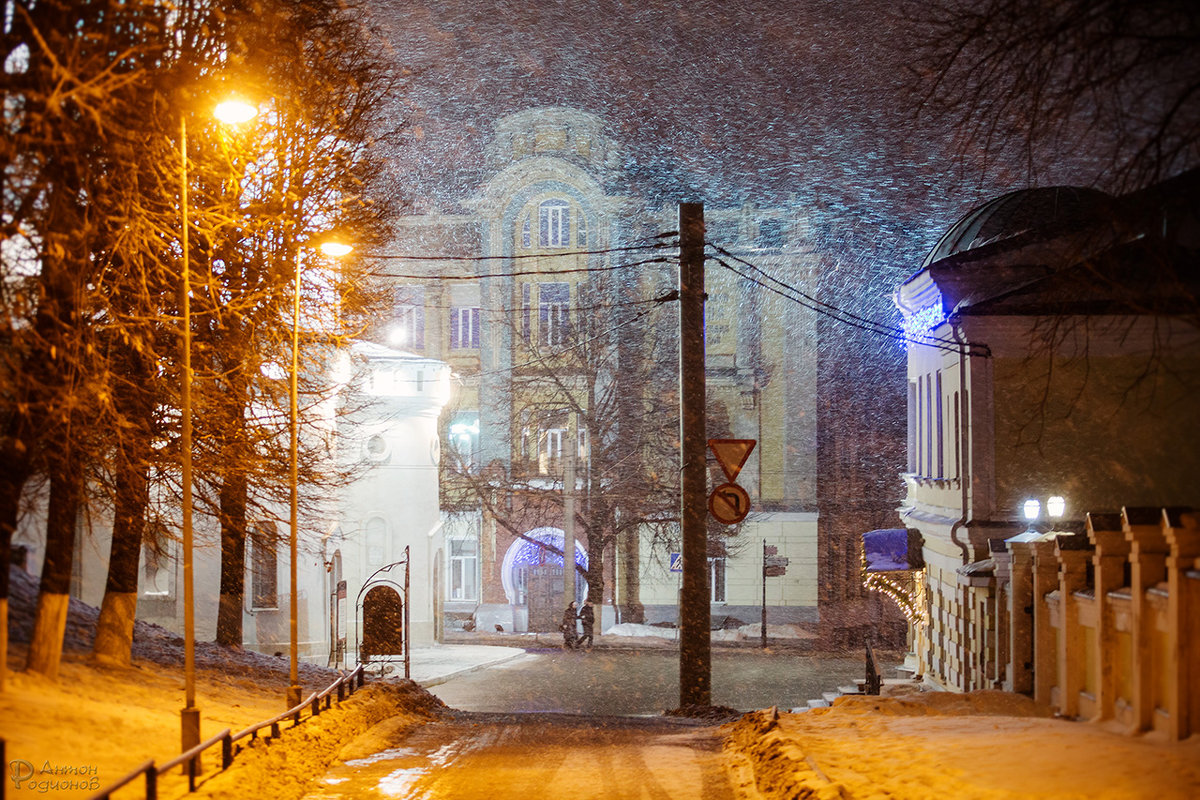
500, 527, 588, 632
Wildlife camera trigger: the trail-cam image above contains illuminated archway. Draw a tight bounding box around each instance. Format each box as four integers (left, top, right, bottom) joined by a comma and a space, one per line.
500, 527, 589, 605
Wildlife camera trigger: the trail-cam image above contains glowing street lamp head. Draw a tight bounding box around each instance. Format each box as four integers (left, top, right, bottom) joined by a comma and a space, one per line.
1022, 499, 1041, 522
319, 241, 353, 258
213, 99, 258, 125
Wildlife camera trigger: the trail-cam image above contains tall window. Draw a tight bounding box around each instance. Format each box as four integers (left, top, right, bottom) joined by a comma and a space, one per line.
710, 557, 726, 603
540, 427, 566, 475
954, 391, 961, 480
539, 199, 570, 248
450, 307, 481, 349
393, 286, 425, 349
448, 537, 479, 601
936, 370, 944, 478
366, 517, 387, 568
521, 283, 532, 341
249, 523, 278, 610
907, 381, 917, 473
925, 372, 933, 476
448, 412, 480, 469
141, 522, 173, 597
539, 282, 569, 346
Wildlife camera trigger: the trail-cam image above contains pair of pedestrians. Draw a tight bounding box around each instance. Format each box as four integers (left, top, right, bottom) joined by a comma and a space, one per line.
561, 600, 595, 650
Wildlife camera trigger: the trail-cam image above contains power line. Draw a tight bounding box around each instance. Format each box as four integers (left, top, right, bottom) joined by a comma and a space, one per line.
707, 246, 988, 357
365, 239, 677, 262
455, 302, 668, 380
365, 254, 676, 281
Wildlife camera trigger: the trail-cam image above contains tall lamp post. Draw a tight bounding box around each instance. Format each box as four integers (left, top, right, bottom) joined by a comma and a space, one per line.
179, 98, 257, 766
288, 239, 353, 711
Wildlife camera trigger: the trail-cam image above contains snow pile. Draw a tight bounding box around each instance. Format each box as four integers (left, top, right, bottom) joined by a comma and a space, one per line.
191, 682, 445, 800
1, 564, 447, 799
724, 691, 1200, 799
603, 622, 815, 642
604, 623, 679, 640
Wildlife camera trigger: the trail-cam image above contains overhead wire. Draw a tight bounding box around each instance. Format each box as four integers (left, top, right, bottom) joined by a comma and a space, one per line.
707, 244, 989, 357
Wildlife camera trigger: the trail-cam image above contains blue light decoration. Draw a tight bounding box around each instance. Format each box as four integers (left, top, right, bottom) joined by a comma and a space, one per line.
901, 301, 947, 349
862, 528, 925, 572
861, 528, 927, 626
510, 529, 589, 570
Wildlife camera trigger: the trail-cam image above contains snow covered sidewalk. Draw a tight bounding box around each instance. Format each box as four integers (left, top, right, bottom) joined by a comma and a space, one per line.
724, 689, 1200, 799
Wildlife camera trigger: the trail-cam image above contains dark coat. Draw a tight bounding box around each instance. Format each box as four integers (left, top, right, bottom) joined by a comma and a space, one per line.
579, 603, 595, 631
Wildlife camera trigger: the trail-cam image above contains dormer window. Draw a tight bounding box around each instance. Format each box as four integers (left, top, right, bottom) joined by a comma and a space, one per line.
539, 199, 570, 248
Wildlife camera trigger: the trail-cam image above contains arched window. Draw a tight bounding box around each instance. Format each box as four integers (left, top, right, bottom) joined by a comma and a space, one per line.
539, 199, 570, 248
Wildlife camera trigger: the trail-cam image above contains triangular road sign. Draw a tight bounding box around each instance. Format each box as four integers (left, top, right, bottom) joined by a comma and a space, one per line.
708, 438, 756, 483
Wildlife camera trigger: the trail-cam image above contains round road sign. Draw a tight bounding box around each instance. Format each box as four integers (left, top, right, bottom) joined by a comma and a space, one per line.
708, 482, 750, 525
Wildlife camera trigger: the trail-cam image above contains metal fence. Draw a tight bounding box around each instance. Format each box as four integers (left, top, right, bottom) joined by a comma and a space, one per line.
87, 664, 366, 800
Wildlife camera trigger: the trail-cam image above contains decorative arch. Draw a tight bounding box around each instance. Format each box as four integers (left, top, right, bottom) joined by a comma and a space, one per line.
500, 527, 589, 605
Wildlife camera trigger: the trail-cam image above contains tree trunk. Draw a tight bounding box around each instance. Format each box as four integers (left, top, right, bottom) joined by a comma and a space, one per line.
215, 471, 248, 648
0, 448, 32, 693
27, 449, 84, 679
94, 344, 154, 666
92, 456, 148, 665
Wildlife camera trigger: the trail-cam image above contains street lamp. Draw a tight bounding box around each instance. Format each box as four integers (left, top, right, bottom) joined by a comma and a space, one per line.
179, 97, 257, 767
288, 239, 353, 711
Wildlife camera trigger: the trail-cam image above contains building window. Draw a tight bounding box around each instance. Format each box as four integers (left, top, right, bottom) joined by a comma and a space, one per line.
522, 216, 532, 248
954, 390, 961, 480
539, 282, 569, 346
366, 517, 387, 568
249, 523, 278, 610
540, 427, 566, 475
758, 219, 785, 249
925, 372, 933, 476
448, 537, 479, 601
392, 286, 425, 349
936, 370, 944, 478
521, 283, 532, 342
576, 212, 588, 248
450, 307, 481, 349
539, 199, 570, 248
141, 522, 174, 597
710, 557, 726, 603
907, 381, 917, 474
447, 412, 480, 469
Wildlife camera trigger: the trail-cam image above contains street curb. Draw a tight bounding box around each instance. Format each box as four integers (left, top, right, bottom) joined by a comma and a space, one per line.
415, 650, 529, 688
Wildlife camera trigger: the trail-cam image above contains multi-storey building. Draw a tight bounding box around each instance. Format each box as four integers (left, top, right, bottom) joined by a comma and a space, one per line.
380, 107, 825, 634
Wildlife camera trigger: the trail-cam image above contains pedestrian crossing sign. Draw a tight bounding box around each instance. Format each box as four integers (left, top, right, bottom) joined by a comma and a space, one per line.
669, 552, 683, 572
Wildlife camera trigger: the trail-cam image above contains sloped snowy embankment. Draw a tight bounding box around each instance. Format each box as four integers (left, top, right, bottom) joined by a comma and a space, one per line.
723, 690, 1200, 799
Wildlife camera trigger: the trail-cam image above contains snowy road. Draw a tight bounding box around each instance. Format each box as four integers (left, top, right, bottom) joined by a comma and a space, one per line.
301, 712, 738, 799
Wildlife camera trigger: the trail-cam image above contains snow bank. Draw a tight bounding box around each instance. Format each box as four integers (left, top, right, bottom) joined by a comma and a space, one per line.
604, 622, 815, 641
724, 692, 1200, 799
191, 681, 445, 800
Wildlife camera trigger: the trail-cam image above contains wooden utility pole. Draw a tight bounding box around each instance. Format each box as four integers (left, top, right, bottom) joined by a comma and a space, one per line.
678, 202, 709, 708
563, 436, 577, 612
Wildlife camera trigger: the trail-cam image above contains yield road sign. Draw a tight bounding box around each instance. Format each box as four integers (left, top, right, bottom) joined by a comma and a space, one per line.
708, 439, 756, 483
708, 482, 750, 525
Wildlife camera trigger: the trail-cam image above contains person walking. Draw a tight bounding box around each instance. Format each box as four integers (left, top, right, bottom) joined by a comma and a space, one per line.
578, 599, 595, 650
561, 600, 578, 650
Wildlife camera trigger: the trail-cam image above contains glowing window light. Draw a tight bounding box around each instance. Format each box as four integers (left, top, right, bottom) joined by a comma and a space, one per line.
1047, 496, 1066, 518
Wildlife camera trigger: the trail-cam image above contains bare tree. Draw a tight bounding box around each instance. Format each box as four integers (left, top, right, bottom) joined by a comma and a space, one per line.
907, 0, 1200, 191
